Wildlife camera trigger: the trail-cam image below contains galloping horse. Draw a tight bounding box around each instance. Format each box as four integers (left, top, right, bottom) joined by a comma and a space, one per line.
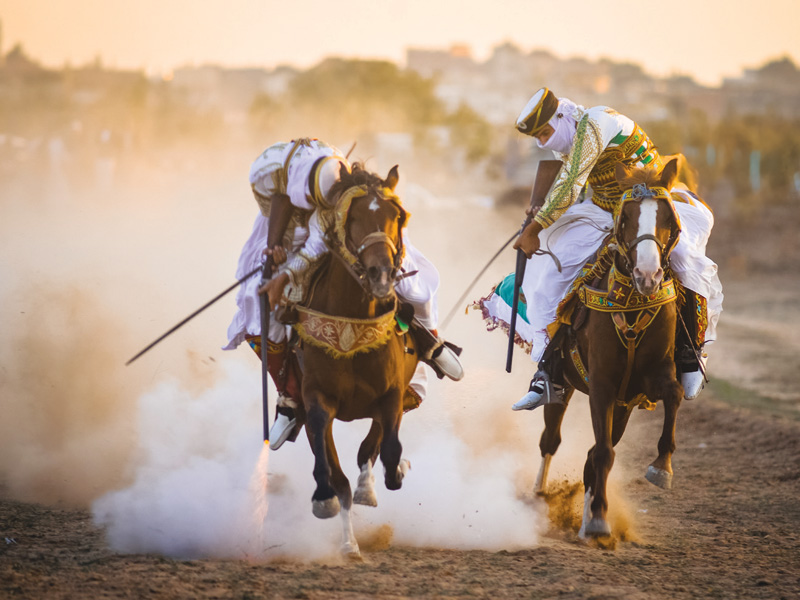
535, 157, 685, 538
290, 164, 419, 557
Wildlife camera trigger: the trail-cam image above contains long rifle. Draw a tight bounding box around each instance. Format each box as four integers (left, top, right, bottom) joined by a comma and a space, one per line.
259, 260, 272, 443
125, 265, 262, 366
505, 160, 562, 373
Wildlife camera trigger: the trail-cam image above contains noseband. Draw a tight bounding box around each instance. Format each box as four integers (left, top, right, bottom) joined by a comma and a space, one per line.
615, 183, 681, 269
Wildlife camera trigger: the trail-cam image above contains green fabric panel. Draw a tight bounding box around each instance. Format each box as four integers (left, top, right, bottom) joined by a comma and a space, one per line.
495, 272, 530, 323
610, 132, 628, 145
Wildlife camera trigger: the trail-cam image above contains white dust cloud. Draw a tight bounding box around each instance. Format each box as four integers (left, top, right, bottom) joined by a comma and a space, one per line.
1, 145, 654, 560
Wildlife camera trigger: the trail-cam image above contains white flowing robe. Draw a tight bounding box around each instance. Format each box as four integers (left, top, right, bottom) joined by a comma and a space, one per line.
515, 107, 723, 362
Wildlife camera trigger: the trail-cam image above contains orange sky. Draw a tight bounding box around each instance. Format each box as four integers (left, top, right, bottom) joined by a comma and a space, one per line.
3, 0, 799, 85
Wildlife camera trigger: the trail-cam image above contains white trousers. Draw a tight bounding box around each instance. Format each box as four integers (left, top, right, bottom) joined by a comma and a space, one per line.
522, 196, 723, 363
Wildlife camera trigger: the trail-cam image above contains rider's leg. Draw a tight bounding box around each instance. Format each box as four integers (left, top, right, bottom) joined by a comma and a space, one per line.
669, 195, 723, 400
514, 223, 598, 411
513, 328, 567, 411
247, 321, 301, 450
675, 291, 710, 400
396, 240, 464, 381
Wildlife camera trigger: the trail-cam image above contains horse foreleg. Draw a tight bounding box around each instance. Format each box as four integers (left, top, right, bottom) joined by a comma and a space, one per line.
536, 388, 574, 495
354, 421, 382, 507
306, 402, 341, 519
646, 380, 683, 490
584, 394, 615, 538
534, 454, 552, 497
379, 395, 405, 491
338, 506, 361, 560
323, 428, 361, 558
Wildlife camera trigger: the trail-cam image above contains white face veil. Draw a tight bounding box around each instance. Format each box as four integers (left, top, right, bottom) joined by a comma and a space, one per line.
536, 98, 581, 155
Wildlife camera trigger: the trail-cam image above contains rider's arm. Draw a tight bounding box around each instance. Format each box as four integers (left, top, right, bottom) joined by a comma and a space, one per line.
534, 109, 617, 228
282, 211, 329, 287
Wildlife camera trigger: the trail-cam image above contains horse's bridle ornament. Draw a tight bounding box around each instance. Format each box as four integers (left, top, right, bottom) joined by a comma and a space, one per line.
614, 183, 681, 270
324, 183, 409, 297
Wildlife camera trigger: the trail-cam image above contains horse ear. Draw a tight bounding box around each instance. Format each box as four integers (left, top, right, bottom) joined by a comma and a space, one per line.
385, 165, 399, 191
660, 157, 679, 190
614, 162, 634, 185
338, 161, 349, 179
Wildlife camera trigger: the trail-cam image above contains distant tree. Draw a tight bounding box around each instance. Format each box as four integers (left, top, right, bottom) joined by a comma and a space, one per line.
444, 103, 493, 163
283, 58, 444, 139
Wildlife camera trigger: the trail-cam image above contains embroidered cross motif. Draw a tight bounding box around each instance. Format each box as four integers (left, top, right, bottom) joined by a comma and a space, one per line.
632, 183, 656, 199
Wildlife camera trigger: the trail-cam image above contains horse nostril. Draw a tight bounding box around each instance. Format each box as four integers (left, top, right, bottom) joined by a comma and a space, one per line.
367, 266, 381, 281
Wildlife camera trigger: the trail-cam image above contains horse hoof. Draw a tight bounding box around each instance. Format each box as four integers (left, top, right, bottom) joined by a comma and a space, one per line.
398, 459, 411, 477
645, 465, 673, 490
312, 497, 341, 519
342, 543, 363, 561
353, 488, 378, 507
585, 517, 612, 537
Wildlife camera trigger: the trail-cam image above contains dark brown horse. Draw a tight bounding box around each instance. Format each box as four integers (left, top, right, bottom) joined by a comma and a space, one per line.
535, 158, 685, 538
291, 164, 419, 557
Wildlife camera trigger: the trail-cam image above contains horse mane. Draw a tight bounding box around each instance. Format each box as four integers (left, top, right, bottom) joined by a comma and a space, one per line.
616, 165, 664, 190
328, 162, 384, 199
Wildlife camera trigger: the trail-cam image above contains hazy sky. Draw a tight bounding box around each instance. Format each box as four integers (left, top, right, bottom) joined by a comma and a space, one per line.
3, 0, 799, 85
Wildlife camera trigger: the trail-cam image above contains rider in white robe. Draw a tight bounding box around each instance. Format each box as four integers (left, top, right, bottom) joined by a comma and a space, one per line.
503, 89, 723, 410
225, 139, 461, 450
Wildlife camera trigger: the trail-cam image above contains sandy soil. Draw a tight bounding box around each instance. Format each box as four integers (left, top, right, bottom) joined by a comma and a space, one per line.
2, 269, 799, 600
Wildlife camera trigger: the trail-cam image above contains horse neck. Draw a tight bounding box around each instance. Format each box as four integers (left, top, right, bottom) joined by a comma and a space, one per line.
313, 255, 394, 319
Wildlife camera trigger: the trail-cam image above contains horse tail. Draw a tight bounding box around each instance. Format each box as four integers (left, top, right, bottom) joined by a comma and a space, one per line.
662, 153, 699, 195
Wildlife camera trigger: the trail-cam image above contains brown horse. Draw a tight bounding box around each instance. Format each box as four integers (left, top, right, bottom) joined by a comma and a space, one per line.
290, 164, 420, 558
535, 157, 685, 538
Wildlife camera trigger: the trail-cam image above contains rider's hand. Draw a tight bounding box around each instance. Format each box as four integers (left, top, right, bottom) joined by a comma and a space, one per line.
524, 205, 541, 219
513, 220, 543, 259
258, 272, 290, 311
263, 245, 287, 265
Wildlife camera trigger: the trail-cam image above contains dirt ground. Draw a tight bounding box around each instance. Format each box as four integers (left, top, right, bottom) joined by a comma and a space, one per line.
1, 268, 799, 600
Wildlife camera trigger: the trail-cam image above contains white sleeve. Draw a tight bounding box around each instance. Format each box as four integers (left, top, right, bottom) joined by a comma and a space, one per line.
282, 211, 330, 285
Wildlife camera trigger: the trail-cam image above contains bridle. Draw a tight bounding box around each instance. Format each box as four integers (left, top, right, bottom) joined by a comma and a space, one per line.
614, 183, 681, 270
324, 183, 408, 296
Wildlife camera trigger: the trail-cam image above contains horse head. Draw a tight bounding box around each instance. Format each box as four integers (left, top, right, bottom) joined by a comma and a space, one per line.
326, 163, 409, 300
613, 158, 682, 296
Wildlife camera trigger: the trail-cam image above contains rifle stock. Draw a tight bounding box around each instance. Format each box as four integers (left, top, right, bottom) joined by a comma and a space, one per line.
505, 160, 562, 373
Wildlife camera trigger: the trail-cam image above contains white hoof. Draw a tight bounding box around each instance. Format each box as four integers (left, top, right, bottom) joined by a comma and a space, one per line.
354, 463, 378, 507
341, 541, 362, 560
398, 459, 411, 477
645, 465, 673, 490
353, 486, 378, 507
312, 496, 341, 519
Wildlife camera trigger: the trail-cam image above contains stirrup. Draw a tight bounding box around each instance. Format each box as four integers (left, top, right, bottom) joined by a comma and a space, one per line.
269, 406, 298, 450
430, 341, 464, 381
681, 353, 708, 400
512, 371, 564, 411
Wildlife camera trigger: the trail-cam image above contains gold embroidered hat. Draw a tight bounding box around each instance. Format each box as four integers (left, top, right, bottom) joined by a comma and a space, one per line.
515, 87, 559, 136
